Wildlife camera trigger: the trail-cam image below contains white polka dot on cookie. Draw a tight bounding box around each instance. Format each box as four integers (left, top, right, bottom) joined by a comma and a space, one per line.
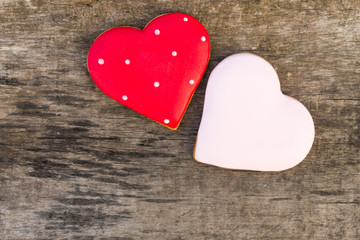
98, 59, 104, 65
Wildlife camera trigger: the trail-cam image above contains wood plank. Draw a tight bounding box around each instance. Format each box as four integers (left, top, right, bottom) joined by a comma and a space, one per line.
0, 0, 359, 239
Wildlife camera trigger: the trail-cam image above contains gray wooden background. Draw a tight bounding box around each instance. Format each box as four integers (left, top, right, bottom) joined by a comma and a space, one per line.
1, 0, 359, 239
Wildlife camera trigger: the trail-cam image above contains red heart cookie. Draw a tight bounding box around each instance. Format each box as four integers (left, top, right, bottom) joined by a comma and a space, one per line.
87, 13, 210, 129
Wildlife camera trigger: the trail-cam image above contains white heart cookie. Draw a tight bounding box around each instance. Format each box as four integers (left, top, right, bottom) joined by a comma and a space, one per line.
194, 53, 315, 171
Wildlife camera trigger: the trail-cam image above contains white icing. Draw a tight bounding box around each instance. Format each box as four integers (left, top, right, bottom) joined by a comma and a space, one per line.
201, 36, 206, 42
125, 59, 130, 65
194, 53, 315, 171
184, 17, 188, 22
98, 58, 104, 65
122, 95, 128, 101
172, 51, 177, 56
189, 80, 195, 85
155, 29, 160, 35
164, 119, 170, 124
154, 81, 160, 87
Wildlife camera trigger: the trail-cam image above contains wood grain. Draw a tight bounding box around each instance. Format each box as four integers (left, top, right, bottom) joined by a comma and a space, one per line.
0, 0, 359, 239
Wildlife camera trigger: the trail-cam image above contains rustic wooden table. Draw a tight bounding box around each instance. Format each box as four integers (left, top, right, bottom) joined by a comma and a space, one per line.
1, 0, 359, 239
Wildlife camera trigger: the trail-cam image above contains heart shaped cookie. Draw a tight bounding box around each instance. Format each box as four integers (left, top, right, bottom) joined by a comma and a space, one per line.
194, 53, 315, 171
87, 13, 210, 129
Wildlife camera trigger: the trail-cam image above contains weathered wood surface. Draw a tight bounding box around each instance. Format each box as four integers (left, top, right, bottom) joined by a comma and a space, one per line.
0, 0, 359, 239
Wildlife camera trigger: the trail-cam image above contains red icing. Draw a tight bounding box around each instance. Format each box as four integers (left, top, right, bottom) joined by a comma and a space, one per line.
87, 13, 210, 129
